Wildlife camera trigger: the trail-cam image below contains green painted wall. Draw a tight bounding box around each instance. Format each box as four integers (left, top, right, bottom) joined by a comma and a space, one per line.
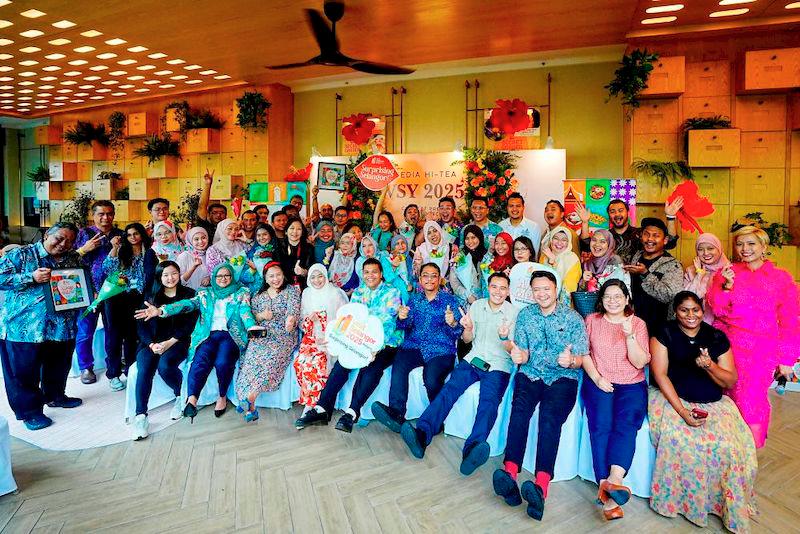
293, 61, 623, 180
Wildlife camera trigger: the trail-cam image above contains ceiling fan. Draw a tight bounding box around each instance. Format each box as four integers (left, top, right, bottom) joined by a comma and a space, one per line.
265, 1, 415, 75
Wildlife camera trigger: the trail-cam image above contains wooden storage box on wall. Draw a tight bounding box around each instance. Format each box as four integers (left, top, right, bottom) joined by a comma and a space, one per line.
129, 178, 160, 201
48, 162, 77, 182
186, 128, 220, 153
112, 200, 141, 222
159, 178, 179, 198
77, 141, 108, 161
220, 128, 244, 152
692, 169, 730, 205
34, 125, 62, 145
632, 99, 679, 134
632, 134, 679, 162
126, 112, 158, 137
146, 156, 180, 178
741, 47, 800, 92
733, 169, 785, 205
688, 129, 740, 167
210, 175, 244, 200
740, 132, 786, 168
165, 109, 181, 132
92, 177, 120, 201
790, 92, 800, 130
735, 95, 786, 132
640, 56, 685, 97
685, 61, 730, 97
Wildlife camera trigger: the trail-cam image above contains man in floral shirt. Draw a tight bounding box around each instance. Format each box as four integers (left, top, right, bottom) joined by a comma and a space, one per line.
295, 258, 402, 433
461, 196, 502, 250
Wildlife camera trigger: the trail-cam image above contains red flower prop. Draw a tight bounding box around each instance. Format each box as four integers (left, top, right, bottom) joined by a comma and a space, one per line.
285, 163, 313, 182
488, 99, 530, 135
341, 114, 376, 146
231, 196, 243, 219
667, 180, 715, 234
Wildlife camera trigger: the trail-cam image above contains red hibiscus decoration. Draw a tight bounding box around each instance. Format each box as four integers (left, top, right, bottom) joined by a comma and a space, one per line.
667, 180, 715, 234
285, 163, 312, 182
488, 99, 530, 135
341, 114, 376, 146
231, 196, 243, 218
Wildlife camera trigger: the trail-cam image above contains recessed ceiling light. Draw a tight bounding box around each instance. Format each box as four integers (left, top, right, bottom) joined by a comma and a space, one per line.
56, 88, 72, 93
52, 20, 76, 29
35, 99, 49, 102
101, 79, 118, 85
0, 106, 13, 109
44, 53, 65, 60
166, 58, 185, 65
786, 1, 800, 7
74, 46, 97, 53
83, 75, 100, 80
74, 92, 88, 96
18, 71, 35, 76
185, 79, 202, 84
39, 76, 56, 81
170, 74, 187, 80
0, 76, 13, 81
709, 8, 749, 16
143, 79, 159, 85
0, 92, 11, 97
0, 20, 11, 29
18, 59, 37, 66
214, 75, 231, 80
198, 69, 217, 75
52, 102, 65, 106
184, 64, 202, 70
95, 88, 111, 93
19, 29, 43, 38
127, 75, 143, 80
97, 52, 117, 60
17, 96, 32, 100
0, 54, 12, 60
49, 38, 70, 46
719, 0, 755, 3
109, 70, 126, 76
78, 84, 93, 89
119, 84, 134, 89
641, 16, 678, 24
147, 52, 167, 59
105, 38, 126, 46
0, 85, 10, 89
68, 59, 88, 66
60, 80, 76, 85
34, 105, 46, 109
39, 85, 53, 89
17, 80, 33, 85
17, 88, 32, 93
89, 95, 104, 100
111, 92, 126, 96
154, 70, 171, 75
80, 30, 102, 37
117, 59, 136, 65
19, 46, 40, 53
133, 88, 149, 92
89, 65, 108, 71
70, 99, 84, 103
0, 39, 13, 46
0, 66, 12, 72
41, 65, 61, 71
63, 70, 80, 76
136, 64, 155, 70
20, 9, 47, 19
127, 45, 147, 53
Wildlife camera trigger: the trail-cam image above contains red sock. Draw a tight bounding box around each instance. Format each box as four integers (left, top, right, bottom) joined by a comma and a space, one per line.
535, 471, 552, 499
503, 461, 519, 481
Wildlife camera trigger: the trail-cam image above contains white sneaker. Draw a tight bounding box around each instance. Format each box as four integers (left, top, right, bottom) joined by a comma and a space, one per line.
109, 377, 126, 391
170, 397, 184, 421
119, 374, 128, 386
133, 414, 149, 441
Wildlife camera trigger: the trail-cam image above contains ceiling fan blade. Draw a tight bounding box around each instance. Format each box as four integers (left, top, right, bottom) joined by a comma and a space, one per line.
305, 8, 339, 54
265, 60, 317, 70
348, 59, 415, 75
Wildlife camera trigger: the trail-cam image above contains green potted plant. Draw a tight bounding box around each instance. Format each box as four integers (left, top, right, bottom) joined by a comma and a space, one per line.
27, 164, 51, 182
97, 171, 122, 180
114, 186, 129, 201
164, 100, 190, 139
185, 108, 224, 153
63, 121, 109, 160
680, 115, 732, 155
108, 111, 126, 164
631, 158, 694, 189
173, 188, 202, 226
134, 134, 181, 177
236, 91, 271, 130
605, 49, 660, 119
59, 190, 95, 226
733, 212, 792, 249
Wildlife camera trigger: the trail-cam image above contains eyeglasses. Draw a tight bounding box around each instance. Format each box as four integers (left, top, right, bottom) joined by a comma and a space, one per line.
151, 207, 169, 213
420, 274, 439, 280
215, 274, 232, 280
602, 294, 626, 302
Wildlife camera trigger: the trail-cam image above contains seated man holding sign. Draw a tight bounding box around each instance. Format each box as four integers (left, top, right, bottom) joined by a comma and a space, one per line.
372, 262, 463, 432
399, 272, 519, 476
295, 258, 403, 433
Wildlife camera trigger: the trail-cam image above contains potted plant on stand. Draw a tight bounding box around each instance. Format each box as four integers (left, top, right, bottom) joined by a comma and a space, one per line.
133, 134, 181, 178
605, 49, 660, 119
63, 121, 109, 160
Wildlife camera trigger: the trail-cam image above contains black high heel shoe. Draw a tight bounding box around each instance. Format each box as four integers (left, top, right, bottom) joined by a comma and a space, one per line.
183, 403, 198, 424
214, 403, 227, 418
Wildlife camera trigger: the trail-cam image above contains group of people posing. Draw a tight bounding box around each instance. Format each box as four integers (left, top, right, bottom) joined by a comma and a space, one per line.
0, 172, 797, 531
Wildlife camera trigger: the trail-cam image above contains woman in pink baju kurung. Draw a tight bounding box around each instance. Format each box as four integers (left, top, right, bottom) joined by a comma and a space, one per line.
706, 227, 800, 448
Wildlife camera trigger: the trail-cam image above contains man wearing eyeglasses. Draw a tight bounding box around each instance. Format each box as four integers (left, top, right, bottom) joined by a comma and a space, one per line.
372, 262, 462, 433
460, 196, 502, 249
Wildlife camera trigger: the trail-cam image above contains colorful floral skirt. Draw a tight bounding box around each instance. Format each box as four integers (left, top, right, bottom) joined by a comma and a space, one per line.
648, 387, 758, 532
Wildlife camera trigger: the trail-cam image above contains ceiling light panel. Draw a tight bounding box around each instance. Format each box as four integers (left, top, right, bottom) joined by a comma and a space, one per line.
45, 53, 65, 59
117, 59, 136, 65
0, 39, 13, 46
166, 58, 185, 65
18, 59, 37, 66
74, 45, 95, 53
642, 16, 678, 24
20, 9, 47, 18
96, 52, 117, 59
80, 30, 103, 37
147, 52, 166, 59
19, 29, 44, 38
105, 38, 126, 45
0, 54, 12, 60
19, 46, 40, 53
127, 45, 147, 52
68, 59, 88, 66
719, 0, 756, 4
0, 20, 11, 29
52, 20, 76, 29
709, 8, 749, 16
89, 65, 108, 71
49, 38, 70, 46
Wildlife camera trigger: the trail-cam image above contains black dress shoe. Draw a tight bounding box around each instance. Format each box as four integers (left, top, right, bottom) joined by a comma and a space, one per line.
371, 401, 405, 433
521, 480, 545, 521
80, 369, 96, 384
460, 441, 490, 476
46, 396, 83, 408
400, 422, 426, 459
335, 412, 355, 433
493, 469, 522, 506
294, 408, 329, 430
214, 405, 227, 418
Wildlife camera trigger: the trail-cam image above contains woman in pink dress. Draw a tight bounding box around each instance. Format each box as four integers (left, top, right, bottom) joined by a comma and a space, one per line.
706, 225, 800, 448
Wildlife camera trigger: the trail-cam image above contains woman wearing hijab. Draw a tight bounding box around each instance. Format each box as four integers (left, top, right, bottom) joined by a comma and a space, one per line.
578, 229, 630, 293
355, 234, 379, 283
177, 227, 211, 290
414, 220, 451, 278
479, 231, 514, 284
541, 227, 581, 304
449, 224, 488, 306
135, 262, 257, 422
683, 233, 729, 324
241, 223, 279, 295
236, 262, 301, 422
151, 221, 184, 262
206, 219, 248, 279
280, 216, 315, 288
296, 264, 349, 414
380, 234, 413, 301
326, 232, 359, 293
313, 220, 336, 265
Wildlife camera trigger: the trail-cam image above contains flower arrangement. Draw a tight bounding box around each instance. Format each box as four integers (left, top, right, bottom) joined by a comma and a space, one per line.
236, 91, 271, 130
487, 99, 530, 137
341, 151, 379, 230
82, 272, 129, 317
454, 147, 519, 221
342, 114, 376, 146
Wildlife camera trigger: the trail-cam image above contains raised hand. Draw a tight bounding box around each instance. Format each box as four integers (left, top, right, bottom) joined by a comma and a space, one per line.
312, 185, 319, 198
110, 235, 122, 251
556, 344, 573, 368
664, 196, 685, 217
444, 305, 456, 327
285, 314, 297, 332
32, 267, 52, 283
258, 307, 274, 322
203, 168, 215, 186
193, 255, 203, 267
510, 344, 528, 365
582, 270, 593, 282
623, 262, 647, 275
721, 266, 735, 289
497, 317, 510, 340
134, 301, 161, 321
247, 260, 256, 271
398, 304, 410, 321
575, 203, 591, 224
82, 232, 105, 253
294, 260, 305, 276
621, 315, 633, 336
692, 256, 703, 273
695, 347, 713, 370
459, 307, 473, 331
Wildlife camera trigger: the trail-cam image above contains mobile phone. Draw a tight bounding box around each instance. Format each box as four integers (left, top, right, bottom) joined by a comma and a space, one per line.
469, 356, 490, 372
691, 407, 708, 419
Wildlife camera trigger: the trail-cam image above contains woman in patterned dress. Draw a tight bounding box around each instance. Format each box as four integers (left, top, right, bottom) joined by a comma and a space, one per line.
295, 264, 348, 415
649, 291, 757, 532
235, 261, 301, 422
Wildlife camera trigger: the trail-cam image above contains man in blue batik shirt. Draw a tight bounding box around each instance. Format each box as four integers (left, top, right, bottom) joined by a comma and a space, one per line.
372, 262, 462, 432
0, 223, 85, 430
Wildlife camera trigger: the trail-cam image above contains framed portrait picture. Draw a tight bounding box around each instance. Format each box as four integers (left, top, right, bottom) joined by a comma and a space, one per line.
317, 162, 347, 191
44, 267, 93, 313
